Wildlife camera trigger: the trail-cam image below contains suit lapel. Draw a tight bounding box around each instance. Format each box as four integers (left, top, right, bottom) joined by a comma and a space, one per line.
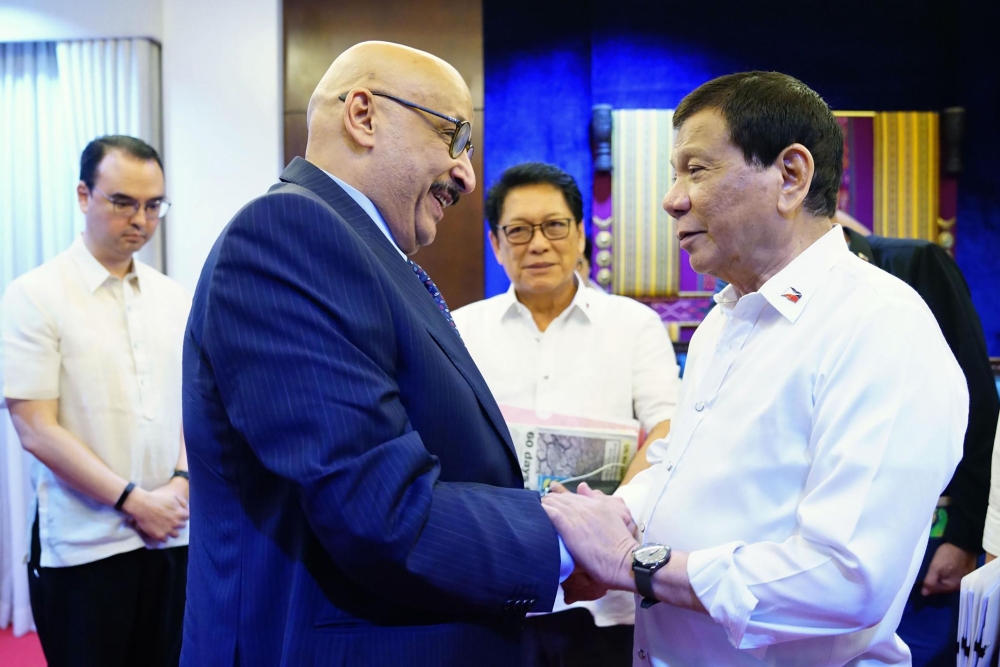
277, 158, 520, 470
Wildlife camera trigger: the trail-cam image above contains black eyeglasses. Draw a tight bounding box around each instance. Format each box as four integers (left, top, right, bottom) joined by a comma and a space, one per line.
499, 219, 574, 245
338, 91, 474, 160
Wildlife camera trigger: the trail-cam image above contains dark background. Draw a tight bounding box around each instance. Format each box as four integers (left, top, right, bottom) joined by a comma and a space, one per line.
284, 0, 1000, 355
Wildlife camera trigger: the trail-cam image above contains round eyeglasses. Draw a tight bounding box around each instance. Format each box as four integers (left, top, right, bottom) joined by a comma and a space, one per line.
339, 91, 474, 159
499, 219, 574, 245
91, 186, 171, 219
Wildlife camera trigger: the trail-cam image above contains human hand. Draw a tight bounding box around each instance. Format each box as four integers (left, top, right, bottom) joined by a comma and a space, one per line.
547, 482, 637, 538
122, 484, 189, 542
921, 542, 978, 596
562, 566, 610, 604
542, 482, 639, 591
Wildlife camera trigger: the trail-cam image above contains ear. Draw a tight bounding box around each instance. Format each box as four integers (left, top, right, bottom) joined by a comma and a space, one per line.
341, 90, 378, 150
775, 143, 815, 217
76, 182, 91, 215
576, 222, 585, 256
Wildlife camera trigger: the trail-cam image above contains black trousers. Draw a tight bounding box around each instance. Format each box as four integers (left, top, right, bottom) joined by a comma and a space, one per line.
28, 512, 187, 667
522, 608, 634, 667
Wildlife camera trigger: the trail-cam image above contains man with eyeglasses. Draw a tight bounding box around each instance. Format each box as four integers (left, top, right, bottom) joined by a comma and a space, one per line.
180, 42, 599, 667
452, 162, 681, 667
1, 135, 190, 666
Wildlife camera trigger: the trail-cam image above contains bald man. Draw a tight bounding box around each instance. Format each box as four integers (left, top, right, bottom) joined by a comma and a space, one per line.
180, 42, 573, 666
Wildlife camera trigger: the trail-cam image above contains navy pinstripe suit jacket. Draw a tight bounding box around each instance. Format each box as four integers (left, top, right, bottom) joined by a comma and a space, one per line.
180, 158, 561, 666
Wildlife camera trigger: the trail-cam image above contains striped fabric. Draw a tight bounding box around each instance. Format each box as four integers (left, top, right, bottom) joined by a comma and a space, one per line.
611, 109, 678, 297
874, 112, 940, 242
180, 158, 562, 667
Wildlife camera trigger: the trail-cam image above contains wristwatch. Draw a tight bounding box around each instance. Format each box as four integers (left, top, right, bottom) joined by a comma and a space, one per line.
632, 543, 671, 609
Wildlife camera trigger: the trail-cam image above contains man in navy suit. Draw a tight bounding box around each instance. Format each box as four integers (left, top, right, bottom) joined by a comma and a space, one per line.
180, 42, 581, 666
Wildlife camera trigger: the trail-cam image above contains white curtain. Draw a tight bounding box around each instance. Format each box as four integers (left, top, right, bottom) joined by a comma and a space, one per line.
0, 38, 162, 638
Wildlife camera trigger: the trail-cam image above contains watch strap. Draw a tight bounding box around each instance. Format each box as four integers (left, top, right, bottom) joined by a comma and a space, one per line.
114, 482, 136, 512
634, 564, 658, 605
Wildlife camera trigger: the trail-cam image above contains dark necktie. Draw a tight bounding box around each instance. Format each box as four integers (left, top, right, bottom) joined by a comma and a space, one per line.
409, 260, 461, 338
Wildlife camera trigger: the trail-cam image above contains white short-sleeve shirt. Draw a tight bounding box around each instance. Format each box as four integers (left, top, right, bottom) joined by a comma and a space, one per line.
1, 234, 191, 567
453, 279, 681, 626
616, 226, 967, 666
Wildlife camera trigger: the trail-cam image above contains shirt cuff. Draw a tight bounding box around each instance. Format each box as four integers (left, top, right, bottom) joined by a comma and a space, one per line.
558, 537, 575, 583
687, 541, 760, 649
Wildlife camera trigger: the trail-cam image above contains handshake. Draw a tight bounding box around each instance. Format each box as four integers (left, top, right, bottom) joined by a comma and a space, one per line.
542, 482, 642, 604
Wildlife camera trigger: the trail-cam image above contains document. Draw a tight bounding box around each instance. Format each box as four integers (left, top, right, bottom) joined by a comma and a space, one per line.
499, 406, 641, 492
959, 556, 1000, 666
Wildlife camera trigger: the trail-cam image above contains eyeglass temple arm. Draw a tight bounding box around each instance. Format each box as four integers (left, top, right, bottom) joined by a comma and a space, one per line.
338, 91, 464, 125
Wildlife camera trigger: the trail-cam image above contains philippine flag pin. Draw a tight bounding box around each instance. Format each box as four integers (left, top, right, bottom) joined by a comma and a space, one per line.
781, 287, 802, 303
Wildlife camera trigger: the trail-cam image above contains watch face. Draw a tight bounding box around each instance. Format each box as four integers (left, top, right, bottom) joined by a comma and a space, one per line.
635, 544, 669, 566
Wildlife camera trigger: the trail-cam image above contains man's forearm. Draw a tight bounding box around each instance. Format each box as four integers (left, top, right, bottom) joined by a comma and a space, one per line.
8, 398, 130, 507
619, 548, 707, 614
622, 420, 670, 485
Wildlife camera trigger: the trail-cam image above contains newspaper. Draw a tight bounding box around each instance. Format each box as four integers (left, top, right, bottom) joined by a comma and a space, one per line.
500, 406, 641, 492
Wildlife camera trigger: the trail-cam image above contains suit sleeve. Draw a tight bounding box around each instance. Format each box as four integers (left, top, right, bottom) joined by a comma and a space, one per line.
202, 192, 560, 615
908, 244, 999, 553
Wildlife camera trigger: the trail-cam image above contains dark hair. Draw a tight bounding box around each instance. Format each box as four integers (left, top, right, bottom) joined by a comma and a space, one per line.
673, 71, 843, 218
583, 234, 593, 262
484, 162, 584, 233
79, 135, 164, 189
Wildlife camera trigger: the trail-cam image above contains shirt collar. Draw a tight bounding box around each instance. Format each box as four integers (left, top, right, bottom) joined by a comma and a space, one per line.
713, 225, 848, 324
320, 169, 407, 260
499, 273, 596, 325
68, 234, 141, 293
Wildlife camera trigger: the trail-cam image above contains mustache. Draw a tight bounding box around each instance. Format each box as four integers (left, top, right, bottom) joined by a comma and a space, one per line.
430, 181, 461, 208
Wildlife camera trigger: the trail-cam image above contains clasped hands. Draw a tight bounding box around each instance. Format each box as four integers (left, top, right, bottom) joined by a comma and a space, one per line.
121, 477, 190, 543
542, 482, 641, 604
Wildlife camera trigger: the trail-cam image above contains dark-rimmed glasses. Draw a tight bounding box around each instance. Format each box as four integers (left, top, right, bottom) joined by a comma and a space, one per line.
91, 186, 170, 219
338, 91, 474, 159
499, 219, 573, 245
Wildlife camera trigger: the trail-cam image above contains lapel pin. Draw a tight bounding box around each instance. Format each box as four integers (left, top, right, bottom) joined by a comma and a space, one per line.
781, 287, 802, 303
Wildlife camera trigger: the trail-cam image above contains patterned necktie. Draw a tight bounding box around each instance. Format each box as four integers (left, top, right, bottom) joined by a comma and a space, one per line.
409, 260, 461, 338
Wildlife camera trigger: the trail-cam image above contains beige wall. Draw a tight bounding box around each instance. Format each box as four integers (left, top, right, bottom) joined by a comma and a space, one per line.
162, 0, 283, 292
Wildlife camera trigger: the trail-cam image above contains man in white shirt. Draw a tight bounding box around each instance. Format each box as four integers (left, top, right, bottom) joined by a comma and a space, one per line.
453, 162, 681, 667
1, 136, 191, 666
542, 72, 968, 666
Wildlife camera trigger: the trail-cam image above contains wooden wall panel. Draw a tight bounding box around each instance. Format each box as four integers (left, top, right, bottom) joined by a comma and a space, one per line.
283, 0, 484, 307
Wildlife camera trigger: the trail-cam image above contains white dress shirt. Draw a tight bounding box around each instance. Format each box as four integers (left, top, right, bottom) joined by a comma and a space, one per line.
982, 413, 1000, 555
454, 281, 680, 626
453, 281, 679, 434
616, 226, 968, 666
1, 235, 191, 567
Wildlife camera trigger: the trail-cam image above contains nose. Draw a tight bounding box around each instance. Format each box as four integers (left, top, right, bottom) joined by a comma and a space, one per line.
526, 225, 552, 252
451, 150, 476, 194
128, 206, 148, 228
663, 179, 689, 219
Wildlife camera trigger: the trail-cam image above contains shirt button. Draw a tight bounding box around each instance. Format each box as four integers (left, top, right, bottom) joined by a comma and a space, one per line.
638, 649, 647, 660
695, 401, 705, 411
666, 462, 674, 471
639, 522, 646, 533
